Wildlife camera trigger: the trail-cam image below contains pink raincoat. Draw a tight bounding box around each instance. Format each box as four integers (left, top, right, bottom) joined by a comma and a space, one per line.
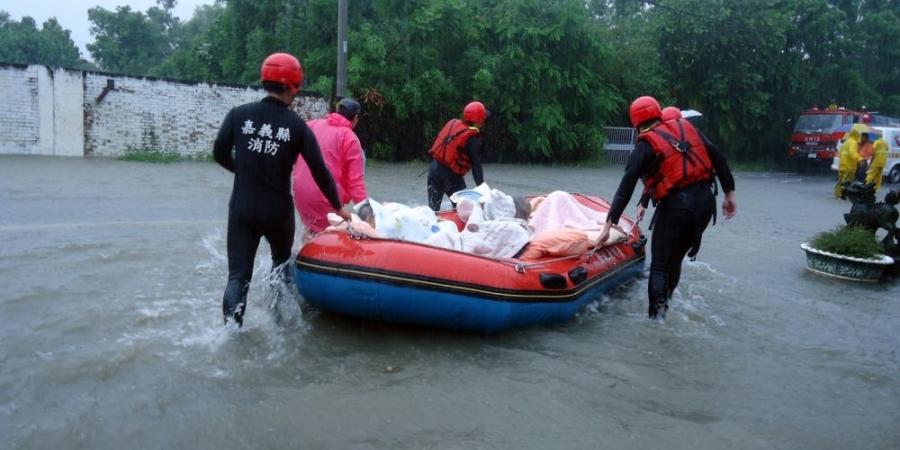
293, 113, 367, 232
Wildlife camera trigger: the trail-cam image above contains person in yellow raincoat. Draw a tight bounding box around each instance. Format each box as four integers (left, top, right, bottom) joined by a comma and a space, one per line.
866, 130, 888, 190
835, 126, 862, 198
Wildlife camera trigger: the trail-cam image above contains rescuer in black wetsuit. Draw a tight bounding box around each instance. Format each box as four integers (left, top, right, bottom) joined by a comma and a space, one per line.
213, 52, 349, 327
595, 96, 737, 319
426, 101, 487, 211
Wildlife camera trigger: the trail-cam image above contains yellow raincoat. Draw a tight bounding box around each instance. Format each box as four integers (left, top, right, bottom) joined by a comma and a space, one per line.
866, 137, 888, 190
835, 127, 861, 198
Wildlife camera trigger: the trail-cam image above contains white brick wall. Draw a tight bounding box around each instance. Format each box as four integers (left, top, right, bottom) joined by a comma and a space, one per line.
0, 65, 40, 154
84, 73, 329, 157
52, 68, 86, 157
0, 64, 329, 157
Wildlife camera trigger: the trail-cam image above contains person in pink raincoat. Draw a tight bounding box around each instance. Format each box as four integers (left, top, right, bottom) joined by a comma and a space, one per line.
292, 98, 367, 234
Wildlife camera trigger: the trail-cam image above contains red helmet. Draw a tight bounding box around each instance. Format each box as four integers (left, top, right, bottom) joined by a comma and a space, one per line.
629, 96, 662, 128
260, 53, 303, 95
463, 101, 487, 125
661, 106, 682, 122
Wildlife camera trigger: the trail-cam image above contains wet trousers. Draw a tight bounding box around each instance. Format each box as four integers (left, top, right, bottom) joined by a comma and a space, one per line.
648, 206, 712, 318
427, 160, 466, 211
222, 207, 294, 325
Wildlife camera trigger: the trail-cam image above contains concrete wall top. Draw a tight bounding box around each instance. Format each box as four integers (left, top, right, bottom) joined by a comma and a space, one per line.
0, 62, 329, 157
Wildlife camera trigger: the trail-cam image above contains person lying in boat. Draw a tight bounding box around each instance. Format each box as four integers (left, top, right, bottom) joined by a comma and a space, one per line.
324, 191, 534, 258
323, 203, 379, 238
456, 193, 532, 258
517, 191, 630, 260
325, 189, 630, 261
325, 198, 453, 245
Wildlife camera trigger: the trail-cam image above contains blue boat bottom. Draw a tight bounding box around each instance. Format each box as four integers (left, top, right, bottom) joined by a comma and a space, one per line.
294, 258, 644, 333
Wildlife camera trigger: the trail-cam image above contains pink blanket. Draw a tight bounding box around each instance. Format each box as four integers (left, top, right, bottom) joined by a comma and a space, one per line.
528, 191, 610, 233
528, 191, 628, 244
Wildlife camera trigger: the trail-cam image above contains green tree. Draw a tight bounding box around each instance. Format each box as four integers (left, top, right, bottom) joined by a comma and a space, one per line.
653, 0, 800, 161
650, 0, 899, 162
339, 0, 624, 163
152, 3, 226, 80
87, 0, 180, 74
0, 11, 84, 67
856, 0, 900, 115
478, 0, 622, 162
89, 0, 899, 164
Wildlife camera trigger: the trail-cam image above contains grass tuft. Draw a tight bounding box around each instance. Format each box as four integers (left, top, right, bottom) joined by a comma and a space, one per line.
119, 148, 181, 163
119, 148, 214, 163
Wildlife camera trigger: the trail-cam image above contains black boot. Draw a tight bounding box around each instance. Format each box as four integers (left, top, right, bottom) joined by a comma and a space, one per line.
223, 278, 250, 326
649, 295, 668, 320
648, 270, 669, 320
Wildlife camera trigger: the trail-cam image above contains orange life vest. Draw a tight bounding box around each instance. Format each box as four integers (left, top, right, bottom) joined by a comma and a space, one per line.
429, 119, 479, 176
640, 119, 715, 202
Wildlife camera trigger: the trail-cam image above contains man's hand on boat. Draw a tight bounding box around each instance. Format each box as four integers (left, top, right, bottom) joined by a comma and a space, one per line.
594, 220, 614, 248
635, 205, 646, 223
336, 205, 353, 222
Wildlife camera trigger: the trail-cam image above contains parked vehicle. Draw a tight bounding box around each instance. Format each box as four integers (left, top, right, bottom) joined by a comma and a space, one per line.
789, 106, 870, 171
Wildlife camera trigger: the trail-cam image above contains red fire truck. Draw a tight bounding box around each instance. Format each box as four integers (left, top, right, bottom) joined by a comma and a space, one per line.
788, 106, 871, 170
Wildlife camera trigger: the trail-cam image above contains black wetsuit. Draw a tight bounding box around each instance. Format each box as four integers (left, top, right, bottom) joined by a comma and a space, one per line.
427, 135, 484, 211
214, 96, 341, 325
607, 133, 735, 318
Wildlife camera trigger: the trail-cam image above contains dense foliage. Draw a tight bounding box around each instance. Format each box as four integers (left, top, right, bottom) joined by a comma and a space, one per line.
810, 225, 884, 259
86, 0, 180, 75
0, 12, 87, 68
2, 0, 899, 164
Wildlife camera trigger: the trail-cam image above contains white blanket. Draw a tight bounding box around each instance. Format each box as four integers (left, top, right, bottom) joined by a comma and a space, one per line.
459, 195, 531, 258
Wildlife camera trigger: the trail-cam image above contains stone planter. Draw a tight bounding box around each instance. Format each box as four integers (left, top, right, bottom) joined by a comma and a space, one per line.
801, 243, 895, 282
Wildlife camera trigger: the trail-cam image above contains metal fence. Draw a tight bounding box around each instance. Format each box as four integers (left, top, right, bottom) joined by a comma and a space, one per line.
602, 126, 635, 164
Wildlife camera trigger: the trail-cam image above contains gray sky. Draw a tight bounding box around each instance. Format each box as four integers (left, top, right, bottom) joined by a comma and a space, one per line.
3, 0, 214, 59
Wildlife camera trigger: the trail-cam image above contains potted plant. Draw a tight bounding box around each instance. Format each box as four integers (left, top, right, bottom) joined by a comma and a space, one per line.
801, 225, 894, 282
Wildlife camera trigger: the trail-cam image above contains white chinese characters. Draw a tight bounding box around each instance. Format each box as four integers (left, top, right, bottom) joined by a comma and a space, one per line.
275, 127, 291, 142
241, 120, 256, 135
258, 123, 273, 139
244, 123, 288, 156
248, 137, 263, 153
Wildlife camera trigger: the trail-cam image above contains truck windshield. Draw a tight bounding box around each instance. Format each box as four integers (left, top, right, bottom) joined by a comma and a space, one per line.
794, 114, 842, 133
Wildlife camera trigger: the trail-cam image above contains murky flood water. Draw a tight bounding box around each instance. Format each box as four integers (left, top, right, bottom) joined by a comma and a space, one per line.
1, 155, 898, 449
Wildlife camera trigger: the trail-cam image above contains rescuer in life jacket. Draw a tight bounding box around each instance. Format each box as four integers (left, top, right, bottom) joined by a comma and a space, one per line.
632, 106, 687, 222
213, 52, 349, 327
426, 101, 488, 211
594, 96, 737, 319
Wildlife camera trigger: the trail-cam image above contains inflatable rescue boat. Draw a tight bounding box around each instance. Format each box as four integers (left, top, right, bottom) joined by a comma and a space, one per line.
294, 193, 645, 333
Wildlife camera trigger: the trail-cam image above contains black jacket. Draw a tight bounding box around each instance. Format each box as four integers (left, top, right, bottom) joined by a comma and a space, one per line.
214, 97, 341, 217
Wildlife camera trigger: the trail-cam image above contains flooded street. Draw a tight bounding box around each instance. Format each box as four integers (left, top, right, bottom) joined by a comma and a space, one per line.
1, 155, 898, 449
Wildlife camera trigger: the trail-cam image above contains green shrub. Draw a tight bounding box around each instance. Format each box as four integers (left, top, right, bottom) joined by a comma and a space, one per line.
810, 226, 883, 259
119, 147, 182, 163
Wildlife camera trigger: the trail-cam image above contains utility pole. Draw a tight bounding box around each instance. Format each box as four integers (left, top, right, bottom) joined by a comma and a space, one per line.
336, 0, 348, 99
